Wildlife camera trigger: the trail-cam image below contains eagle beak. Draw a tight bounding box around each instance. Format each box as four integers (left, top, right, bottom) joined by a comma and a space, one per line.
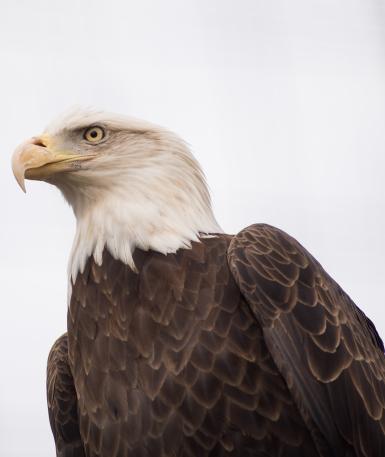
12, 136, 95, 192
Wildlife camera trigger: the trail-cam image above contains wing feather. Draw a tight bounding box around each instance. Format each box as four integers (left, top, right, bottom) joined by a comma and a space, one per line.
47, 333, 85, 457
228, 223, 385, 456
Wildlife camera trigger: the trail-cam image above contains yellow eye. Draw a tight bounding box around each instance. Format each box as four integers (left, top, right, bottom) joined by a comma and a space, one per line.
83, 126, 105, 143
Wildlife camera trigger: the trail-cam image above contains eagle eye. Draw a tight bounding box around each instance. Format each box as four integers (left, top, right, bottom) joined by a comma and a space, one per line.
83, 126, 105, 143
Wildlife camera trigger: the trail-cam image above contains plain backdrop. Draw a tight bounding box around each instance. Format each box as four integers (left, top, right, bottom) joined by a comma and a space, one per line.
1, 0, 385, 455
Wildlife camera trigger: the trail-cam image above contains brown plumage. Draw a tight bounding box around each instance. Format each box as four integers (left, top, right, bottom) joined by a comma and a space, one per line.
47, 224, 385, 457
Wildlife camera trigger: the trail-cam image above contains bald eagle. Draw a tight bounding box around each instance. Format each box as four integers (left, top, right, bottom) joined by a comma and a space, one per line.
12, 108, 385, 457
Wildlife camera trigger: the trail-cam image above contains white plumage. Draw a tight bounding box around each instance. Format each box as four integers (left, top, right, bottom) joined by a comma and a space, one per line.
44, 108, 222, 281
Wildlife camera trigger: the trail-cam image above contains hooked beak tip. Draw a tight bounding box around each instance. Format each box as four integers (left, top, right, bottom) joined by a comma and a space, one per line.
17, 177, 27, 193
11, 155, 27, 193
13, 167, 27, 193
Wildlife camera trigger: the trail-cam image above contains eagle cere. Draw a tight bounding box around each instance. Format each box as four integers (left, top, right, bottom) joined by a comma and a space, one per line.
12, 108, 385, 457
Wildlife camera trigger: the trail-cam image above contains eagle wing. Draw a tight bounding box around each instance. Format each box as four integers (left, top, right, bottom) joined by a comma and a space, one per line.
47, 333, 85, 457
228, 224, 385, 456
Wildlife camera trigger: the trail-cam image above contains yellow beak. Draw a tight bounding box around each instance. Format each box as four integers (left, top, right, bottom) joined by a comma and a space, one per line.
12, 136, 95, 192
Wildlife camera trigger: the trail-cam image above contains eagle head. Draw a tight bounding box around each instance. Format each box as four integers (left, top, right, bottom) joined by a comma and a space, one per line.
12, 107, 221, 278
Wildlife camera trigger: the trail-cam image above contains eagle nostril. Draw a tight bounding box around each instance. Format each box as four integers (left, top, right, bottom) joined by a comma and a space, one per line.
31, 137, 46, 147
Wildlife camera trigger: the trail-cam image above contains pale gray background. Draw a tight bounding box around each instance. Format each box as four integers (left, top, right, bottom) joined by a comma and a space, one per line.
1, 0, 384, 455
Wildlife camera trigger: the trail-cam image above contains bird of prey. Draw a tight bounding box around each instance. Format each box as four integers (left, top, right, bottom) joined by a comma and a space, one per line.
12, 108, 385, 457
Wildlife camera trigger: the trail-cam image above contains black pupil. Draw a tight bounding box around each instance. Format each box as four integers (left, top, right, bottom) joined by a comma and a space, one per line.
90, 130, 98, 138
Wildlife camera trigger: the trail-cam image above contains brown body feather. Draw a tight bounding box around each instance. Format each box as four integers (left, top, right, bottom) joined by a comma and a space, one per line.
47, 224, 385, 456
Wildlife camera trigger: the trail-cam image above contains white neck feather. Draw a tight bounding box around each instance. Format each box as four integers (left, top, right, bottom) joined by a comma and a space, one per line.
55, 130, 222, 282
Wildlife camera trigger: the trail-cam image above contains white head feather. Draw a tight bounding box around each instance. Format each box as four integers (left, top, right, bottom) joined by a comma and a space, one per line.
44, 107, 222, 282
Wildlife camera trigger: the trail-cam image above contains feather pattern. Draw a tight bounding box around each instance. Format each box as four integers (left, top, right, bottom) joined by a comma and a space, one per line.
47, 334, 86, 457
48, 235, 320, 456
228, 223, 385, 456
